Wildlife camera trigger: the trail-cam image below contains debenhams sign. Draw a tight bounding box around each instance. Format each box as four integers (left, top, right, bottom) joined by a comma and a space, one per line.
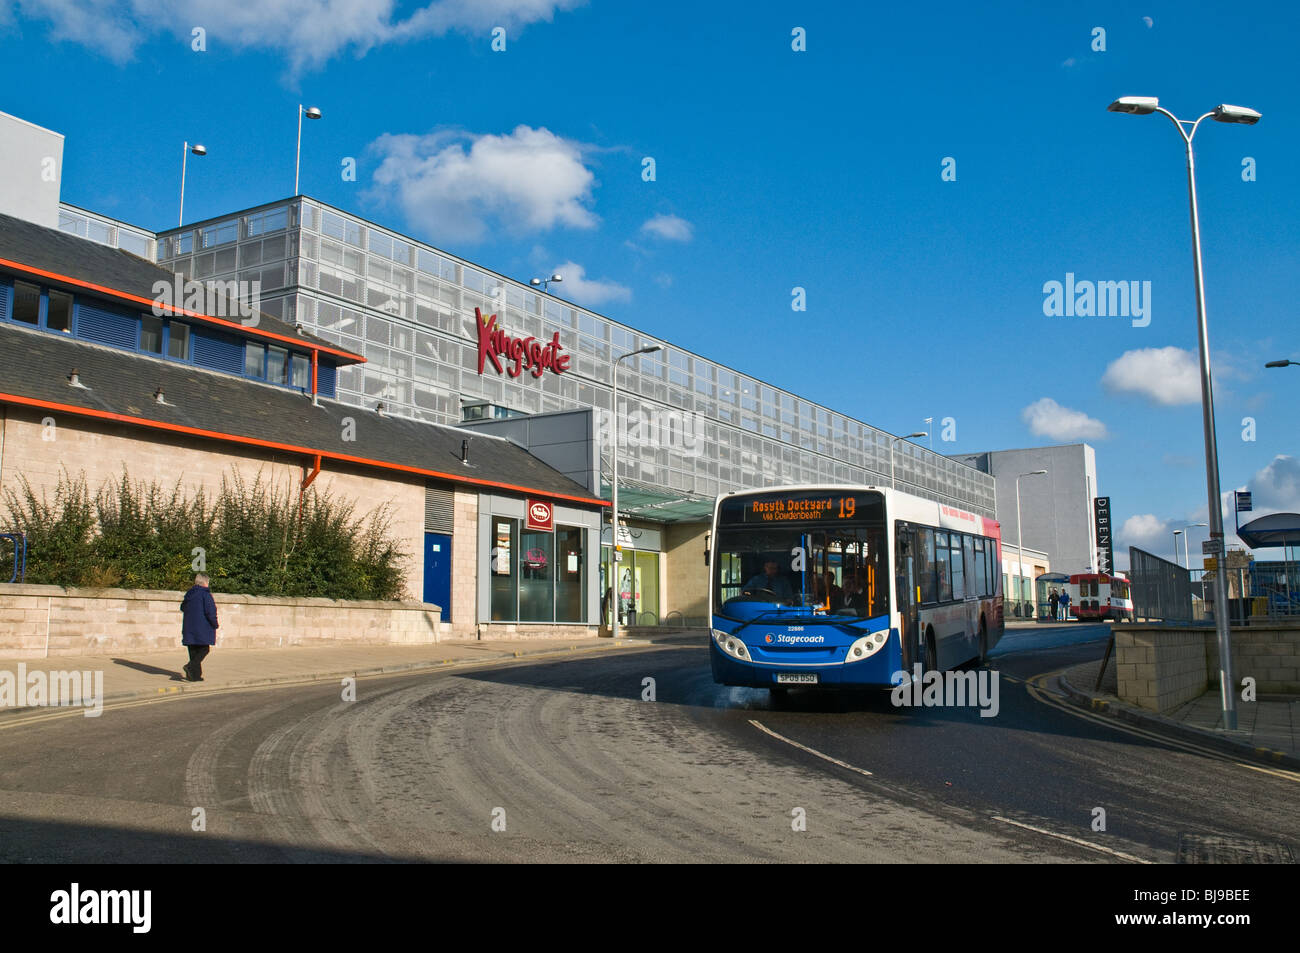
475, 308, 571, 379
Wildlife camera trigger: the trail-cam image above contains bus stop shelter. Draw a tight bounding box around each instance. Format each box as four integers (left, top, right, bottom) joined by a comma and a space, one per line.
1237, 512, 1300, 613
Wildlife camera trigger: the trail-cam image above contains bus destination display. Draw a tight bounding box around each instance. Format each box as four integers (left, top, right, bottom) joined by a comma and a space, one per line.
720, 491, 881, 524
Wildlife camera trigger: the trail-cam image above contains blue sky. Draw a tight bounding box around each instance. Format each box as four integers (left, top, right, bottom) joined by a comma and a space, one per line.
2, 0, 1297, 565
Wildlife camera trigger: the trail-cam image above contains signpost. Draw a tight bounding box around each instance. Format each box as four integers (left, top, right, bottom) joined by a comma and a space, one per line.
1093, 497, 1113, 576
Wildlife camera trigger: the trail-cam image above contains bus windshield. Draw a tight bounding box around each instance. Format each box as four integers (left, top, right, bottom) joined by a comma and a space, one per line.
713, 524, 889, 620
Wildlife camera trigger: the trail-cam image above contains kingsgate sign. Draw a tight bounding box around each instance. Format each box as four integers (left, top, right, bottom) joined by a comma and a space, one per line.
476, 308, 571, 379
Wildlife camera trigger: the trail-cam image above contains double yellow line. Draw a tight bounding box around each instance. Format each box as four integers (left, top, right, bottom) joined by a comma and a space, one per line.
1025, 667, 1300, 785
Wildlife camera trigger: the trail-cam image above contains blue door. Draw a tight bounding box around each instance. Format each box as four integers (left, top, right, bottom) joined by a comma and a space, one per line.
423, 533, 452, 620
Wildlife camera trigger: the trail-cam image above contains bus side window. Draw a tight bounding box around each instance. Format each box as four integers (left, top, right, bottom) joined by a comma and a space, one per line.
935, 531, 952, 602
919, 528, 938, 604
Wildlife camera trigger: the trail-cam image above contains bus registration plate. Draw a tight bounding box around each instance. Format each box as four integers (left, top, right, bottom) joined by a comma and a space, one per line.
776, 673, 818, 684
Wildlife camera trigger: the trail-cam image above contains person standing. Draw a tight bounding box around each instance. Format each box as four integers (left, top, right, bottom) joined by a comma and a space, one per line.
1049, 588, 1060, 621
180, 573, 219, 682
1058, 588, 1071, 621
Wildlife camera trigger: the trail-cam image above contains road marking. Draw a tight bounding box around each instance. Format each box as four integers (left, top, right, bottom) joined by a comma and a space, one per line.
1025, 669, 1300, 785
991, 815, 1153, 864
748, 719, 873, 776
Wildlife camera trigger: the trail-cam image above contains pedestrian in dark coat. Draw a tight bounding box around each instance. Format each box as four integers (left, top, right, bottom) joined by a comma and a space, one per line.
180, 573, 219, 682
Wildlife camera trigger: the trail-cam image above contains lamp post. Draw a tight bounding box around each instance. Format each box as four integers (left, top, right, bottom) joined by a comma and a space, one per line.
1174, 529, 1183, 565
889, 432, 928, 489
1182, 521, 1209, 612
1108, 95, 1260, 729
530, 274, 564, 293
178, 142, 206, 227
295, 105, 322, 196
1264, 360, 1299, 369
609, 343, 662, 641
1015, 470, 1048, 619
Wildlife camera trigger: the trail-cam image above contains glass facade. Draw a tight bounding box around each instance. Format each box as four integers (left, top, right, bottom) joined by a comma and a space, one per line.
152, 198, 998, 517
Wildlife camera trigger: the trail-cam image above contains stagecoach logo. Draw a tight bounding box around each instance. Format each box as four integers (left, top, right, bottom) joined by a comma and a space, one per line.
476, 308, 571, 379
765, 634, 773, 643
526, 498, 554, 532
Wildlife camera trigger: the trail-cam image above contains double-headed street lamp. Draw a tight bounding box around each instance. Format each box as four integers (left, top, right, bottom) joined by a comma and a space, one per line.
1108, 95, 1260, 729
1015, 470, 1047, 618
530, 274, 563, 292
608, 343, 662, 641
888, 432, 927, 489
178, 141, 206, 227
295, 105, 323, 195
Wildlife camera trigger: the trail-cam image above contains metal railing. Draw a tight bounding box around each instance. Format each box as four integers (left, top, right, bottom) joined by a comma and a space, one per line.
1130, 546, 1193, 622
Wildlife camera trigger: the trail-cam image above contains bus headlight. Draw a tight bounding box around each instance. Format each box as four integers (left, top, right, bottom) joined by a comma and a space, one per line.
845, 629, 890, 662
712, 628, 750, 661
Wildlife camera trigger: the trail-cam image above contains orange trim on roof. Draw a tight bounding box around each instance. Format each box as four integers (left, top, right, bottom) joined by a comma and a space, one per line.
0, 256, 366, 364
0, 392, 611, 508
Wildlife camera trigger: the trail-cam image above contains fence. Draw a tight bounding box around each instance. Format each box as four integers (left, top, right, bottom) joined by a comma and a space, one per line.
1129, 546, 1193, 622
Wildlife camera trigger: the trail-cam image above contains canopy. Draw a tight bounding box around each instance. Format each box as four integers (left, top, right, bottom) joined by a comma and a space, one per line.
1236, 512, 1300, 549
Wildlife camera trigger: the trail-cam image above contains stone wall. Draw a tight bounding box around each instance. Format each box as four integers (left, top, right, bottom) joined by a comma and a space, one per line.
1113, 623, 1300, 712
0, 583, 441, 658
663, 521, 709, 624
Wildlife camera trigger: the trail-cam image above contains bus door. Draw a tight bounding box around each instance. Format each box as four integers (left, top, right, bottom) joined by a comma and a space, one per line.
895, 525, 921, 671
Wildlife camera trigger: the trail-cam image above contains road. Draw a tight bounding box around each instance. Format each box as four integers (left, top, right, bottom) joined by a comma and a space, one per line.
0, 625, 1296, 862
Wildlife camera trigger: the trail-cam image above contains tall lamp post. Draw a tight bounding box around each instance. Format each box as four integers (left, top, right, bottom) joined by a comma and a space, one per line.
178, 142, 206, 227
889, 432, 928, 489
608, 343, 662, 640
1109, 95, 1260, 729
1182, 521, 1209, 611
1015, 470, 1047, 618
530, 274, 564, 293
1174, 529, 1183, 564
295, 105, 323, 195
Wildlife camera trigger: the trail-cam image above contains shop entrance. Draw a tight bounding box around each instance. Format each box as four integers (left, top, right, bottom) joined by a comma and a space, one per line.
601, 546, 660, 626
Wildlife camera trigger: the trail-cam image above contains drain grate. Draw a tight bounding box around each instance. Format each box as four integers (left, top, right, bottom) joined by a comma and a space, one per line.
1177, 833, 1296, 864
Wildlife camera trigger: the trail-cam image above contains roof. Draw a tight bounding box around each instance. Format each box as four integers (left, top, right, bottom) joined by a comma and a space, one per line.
1237, 513, 1300, 549
0, 322, 608, 507
0, 211, 363, 365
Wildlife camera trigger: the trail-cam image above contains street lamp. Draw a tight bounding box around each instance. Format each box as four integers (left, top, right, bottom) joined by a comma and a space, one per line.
530, 274, 564, 292
1265, 360, 1299, 368
608, 343, 662, 641
1174, 529, 1183, 565
889, 432, 927, 489
1109, 95, 1260, 729
1015, 470, 1047, 620
1180, 522, 1209, 569
295, 105, 322, 196
178, 142, 206, 227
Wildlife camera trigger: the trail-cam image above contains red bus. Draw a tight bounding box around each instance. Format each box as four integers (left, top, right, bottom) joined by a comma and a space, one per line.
1068, 573, 1133, 622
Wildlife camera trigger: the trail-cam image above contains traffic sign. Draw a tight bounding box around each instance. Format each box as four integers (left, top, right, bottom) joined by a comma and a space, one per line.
1202, 538, 1224, 555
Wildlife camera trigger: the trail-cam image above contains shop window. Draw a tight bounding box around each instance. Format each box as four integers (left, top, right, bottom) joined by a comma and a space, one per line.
490, 518, 518, 621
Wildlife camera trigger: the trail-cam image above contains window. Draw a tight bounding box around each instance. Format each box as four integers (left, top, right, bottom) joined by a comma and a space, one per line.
935, 531, 952, 602
291, 353, 310, 389
490, 518, 518, 621
919, 528, 938, 603
267, 346, 289, 384
47, 291, 72, 332
167, 322, 190, 360
963, 535, 976, 598
974, 539, 988, 598
244, 342, 264, 377
951, 534, 966, 601
12, 282, 39, 325
141, 316, 164, 354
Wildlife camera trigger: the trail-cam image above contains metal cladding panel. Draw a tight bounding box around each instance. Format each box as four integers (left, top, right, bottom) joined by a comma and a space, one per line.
192, 327, 243, 375
77, 301, 137, 350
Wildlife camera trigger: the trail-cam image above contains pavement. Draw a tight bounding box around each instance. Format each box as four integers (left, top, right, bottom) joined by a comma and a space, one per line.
1058, 650, 1300, 770
0, 631, 702, 718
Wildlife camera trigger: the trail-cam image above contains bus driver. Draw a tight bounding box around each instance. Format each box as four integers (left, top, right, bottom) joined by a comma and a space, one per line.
744, 560, 796, 602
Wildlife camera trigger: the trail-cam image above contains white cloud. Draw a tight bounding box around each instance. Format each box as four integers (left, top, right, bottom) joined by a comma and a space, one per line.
1020, 397, 1108, 441
1101, 347, 1201, 406
369, 126, 599, 244
16, 0, 586, 71
1119, 513, 1171, 550
549, 261, 630, 307
1248, 455, 1300, 513
640, 214, 693, 242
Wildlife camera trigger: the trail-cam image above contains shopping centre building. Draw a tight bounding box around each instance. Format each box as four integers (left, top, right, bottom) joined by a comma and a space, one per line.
3, 108, 1014, 632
